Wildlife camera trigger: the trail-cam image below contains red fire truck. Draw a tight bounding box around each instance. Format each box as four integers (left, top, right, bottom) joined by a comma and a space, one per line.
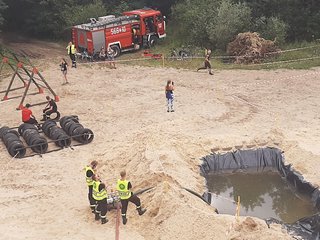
72, 7, 166, 58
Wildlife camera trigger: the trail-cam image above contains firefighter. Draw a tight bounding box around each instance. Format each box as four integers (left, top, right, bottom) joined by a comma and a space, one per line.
92, 175, 108, 224
66, 41, 77, 68
84, 160, 98, 213
116, 170, 146, 225
197, 48, 213, 75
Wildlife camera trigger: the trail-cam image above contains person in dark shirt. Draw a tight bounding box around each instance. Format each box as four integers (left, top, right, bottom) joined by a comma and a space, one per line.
197, 49, 213, 75
165, 80, 175, 112
60, 58, 68, 85
41, 96, 58, 121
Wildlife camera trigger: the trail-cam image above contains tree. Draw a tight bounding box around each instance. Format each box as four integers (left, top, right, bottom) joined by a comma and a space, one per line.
171, 0, 220, 46
0, 0, 7, 29
207, 0, 251, 49
254, 16, 287, 45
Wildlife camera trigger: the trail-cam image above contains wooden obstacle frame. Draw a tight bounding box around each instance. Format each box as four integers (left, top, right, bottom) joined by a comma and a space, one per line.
0, 49, 59, 110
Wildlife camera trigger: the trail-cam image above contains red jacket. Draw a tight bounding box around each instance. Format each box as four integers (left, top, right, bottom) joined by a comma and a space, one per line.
22, 108, 32, 122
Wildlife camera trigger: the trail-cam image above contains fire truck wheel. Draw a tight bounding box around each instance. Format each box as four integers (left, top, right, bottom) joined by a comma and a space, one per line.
111, 45, 121, 58
149, 36, 157, 48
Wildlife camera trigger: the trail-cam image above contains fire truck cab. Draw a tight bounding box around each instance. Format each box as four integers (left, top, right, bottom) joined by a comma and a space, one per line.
72, 8, 166, 58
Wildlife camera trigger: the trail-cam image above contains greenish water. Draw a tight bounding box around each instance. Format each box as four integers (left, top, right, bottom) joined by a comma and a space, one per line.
206, 172, 318, 223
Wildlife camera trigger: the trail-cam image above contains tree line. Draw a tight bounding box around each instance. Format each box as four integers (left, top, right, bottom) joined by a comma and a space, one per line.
0, 0, 319, 49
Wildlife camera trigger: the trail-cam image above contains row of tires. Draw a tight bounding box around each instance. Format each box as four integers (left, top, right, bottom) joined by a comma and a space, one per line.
42, 120, 71, 148
0, 115, 94, 158
59, 116, 94, 144
19, 123, 48, 154
0, 127, 26, 158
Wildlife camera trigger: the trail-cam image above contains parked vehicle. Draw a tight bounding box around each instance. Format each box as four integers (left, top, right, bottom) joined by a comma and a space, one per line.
72, 7, 166, 58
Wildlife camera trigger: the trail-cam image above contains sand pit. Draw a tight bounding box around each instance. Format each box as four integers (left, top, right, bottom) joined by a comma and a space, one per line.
1, 44, 320, 239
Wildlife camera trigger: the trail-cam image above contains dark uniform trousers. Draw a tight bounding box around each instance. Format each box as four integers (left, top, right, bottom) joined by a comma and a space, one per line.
96, 199, 108, 219
88, 185, 96, 210
121, 194, 141, 215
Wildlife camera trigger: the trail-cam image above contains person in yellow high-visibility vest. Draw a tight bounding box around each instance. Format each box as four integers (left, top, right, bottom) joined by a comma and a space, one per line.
66, 41, 77, 68
92, 175, 108, 224
116, 170, 146, 225
84, 160, 98, 213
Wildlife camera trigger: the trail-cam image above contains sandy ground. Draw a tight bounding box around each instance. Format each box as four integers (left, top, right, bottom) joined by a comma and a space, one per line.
1, 41, 320, 240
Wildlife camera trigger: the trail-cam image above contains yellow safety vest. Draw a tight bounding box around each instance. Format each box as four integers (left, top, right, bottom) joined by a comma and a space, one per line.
67, 44, 76, 54
92, 180, 107, 201
116, 179, 131, 200
84, 166, 94, 186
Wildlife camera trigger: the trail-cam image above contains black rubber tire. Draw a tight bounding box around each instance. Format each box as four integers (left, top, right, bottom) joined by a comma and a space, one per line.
1, 127, 20, 139
8, 141, 26, 158
30, 136, 48, 153
68, 123, 83, 136
42, 120, 56, 137
49, 111, 61, 121
64, 120, 77, 134
0, 126, 10, 139
18, 123, 37, 136
110, 45, 121, 58
60, 115, 79, 129
22, 129, 39, 145
3, 133, 20, 147
56, 134, 71, 147
49, 127, 61, 139
149, 35, 157, 48
77, 128, 94, 144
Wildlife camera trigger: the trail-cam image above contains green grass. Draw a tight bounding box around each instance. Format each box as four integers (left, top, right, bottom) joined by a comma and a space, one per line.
117, 39, 320, 70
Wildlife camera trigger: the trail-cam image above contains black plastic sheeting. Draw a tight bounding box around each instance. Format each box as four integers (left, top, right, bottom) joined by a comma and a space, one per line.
200, 147, 320, 240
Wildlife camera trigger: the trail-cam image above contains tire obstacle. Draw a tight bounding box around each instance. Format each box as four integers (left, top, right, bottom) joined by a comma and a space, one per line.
19, 123, 48, 154
0, 115, 94, 159
0, 126, 26, 158
41, 120, 71, 147
60, 116, 94, 144
0, 49, 59, 110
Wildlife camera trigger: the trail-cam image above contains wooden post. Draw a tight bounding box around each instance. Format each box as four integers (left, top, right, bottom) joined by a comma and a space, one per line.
236, 196, 241, 221
162, 54, 165, 68
115, 201, 120, 240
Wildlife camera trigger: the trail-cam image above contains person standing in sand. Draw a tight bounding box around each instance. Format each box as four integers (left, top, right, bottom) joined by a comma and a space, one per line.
92, 174, 109, 224
165, 80, 175, 112
84, 160, 98, 213
59, 58, 68, 85
116, 170, 146, 225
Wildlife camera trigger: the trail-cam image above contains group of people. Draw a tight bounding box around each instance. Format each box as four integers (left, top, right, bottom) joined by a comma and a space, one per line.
99, 46, 116, 69
85, 161, 147, 225
21, 96, 58, 125
61, 42, 119, 85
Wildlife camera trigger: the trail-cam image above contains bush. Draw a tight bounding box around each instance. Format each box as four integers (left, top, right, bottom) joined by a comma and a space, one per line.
255, 16, 287, 45
207, 0, 251, 50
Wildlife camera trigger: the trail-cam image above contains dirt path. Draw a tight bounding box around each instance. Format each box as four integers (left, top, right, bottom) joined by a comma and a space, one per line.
1, 41, 320, 239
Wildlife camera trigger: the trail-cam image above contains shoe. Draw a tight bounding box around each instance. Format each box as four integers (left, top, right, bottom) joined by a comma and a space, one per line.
101, 218, 108, 224
122, 216, 127, 225
95, 213, 100, 221
40, 118, 46, 122
167, 109, 169, 112
138, 208, 146, 216
90, 207, 95, 213
171, 110, 175, 112
209, 72, 213, 75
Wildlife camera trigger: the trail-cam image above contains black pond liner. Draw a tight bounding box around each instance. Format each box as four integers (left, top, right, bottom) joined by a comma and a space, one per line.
200, 147, 320, 240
